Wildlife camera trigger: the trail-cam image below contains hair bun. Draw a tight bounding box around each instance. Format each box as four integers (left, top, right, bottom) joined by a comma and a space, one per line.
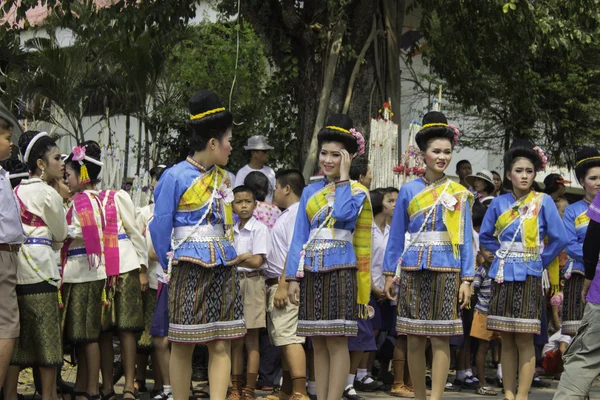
188, 90, 225, 119
82, 140, 102, 160
324, 114, 354, 132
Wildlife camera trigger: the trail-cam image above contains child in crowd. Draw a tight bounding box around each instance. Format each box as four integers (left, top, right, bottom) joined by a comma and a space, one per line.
230, 186, 269, 400
470, 245, 498, 396
244, 171, 281, 229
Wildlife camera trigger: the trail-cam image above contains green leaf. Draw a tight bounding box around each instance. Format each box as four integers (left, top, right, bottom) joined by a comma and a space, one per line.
503, 3, 510, 13
509, 3, 517, 10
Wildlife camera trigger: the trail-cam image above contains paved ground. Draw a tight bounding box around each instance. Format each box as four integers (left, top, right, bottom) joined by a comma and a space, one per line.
14, 367, 600, 399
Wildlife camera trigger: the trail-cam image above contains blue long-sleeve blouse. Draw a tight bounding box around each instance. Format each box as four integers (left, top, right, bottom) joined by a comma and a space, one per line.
285, 180, 367, 279
149, 158, 237, 269
563, 199, 589, 276
382, 177, 474, 279
479, 192, 568, 281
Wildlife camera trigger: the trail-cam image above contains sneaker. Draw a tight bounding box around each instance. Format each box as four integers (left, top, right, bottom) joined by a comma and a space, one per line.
342, 386, 364, 400
354, 376, 383, 392
390, 384, 415, 398
461, 378, 480, 390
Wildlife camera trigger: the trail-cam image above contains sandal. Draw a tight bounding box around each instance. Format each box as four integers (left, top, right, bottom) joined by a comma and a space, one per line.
476, 387, 498, 396
191, 387, 210, 399
134, 381, 147, 393
100, 390, 117, 400
122, 390, 138, 400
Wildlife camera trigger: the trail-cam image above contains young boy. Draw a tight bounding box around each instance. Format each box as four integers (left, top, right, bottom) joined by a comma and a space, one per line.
470, 245, 497, 396
230, 186, 269, 400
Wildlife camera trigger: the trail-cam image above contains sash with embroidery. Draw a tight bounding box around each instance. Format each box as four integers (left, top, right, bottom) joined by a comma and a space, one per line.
494, 191, 543, 259
99, 190, 120, 280
407, 179, 472, 258
575, 210, 590, 231
14, 185, 47, 227
304, 181, 372, 313
177, 165, 234, 241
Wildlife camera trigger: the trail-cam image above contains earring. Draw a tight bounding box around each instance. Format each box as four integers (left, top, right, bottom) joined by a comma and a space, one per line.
40, 168, 46, 182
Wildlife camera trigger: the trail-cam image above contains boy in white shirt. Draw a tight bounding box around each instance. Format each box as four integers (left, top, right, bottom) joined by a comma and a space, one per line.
230, 186, 269, 400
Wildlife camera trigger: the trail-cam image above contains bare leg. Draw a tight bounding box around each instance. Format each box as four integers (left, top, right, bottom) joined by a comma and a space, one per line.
207, 340, 231, 400
407, 335, 428, 400
152, 337, 171, 387
230, 338, 244, 394
349, 351, 363, 375
85, 342, 101, 396
169, 343, 194, 400
514, 333, 535, 400
0, 338, 16, 392
40, 366, 59, 400
281, 344, 307, 394
99, 332, 114, 395
244, 329, 260, 393
430, 337, 451, 400
119, 332, 138, 397
500, 332, 517, 399
75, 349, 88, 394
476, 340, 490, 388
3, 366, 20, 400
136, 354, 149, 390
311, 337, 330, 400
393, 335, 408, 387
325, 337, 350, 400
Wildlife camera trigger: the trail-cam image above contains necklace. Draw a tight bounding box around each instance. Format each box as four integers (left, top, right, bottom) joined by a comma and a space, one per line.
422, 174, 446, 186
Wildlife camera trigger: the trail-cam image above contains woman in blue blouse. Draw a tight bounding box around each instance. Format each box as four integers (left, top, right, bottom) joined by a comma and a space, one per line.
149, 90, 244, 400
383, 111, 474, 400
286, 114, 372, 400
562, 147, 600, 335
479, 140, 567, 400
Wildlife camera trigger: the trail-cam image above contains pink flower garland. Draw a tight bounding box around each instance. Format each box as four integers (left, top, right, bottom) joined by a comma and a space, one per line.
533, 146, 548, 171
448, 124, 460, 146
350, 128, 365, 156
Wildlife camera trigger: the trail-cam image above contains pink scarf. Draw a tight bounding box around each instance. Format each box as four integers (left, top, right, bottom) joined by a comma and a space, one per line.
99, 190, 120, 279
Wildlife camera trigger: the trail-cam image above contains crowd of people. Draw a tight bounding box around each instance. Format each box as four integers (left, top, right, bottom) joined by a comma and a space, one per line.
0, 89, 599, 400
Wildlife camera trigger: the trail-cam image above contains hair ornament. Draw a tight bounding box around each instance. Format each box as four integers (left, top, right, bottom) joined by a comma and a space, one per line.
71, 145, 104, 184
23, 131, 49, 163
326, 125, 351, 134
448, 124, 460, 146
576, 156, 600, 167
349, 128, 365, 156
190, 107, 226, 121
532, 146, 548, 171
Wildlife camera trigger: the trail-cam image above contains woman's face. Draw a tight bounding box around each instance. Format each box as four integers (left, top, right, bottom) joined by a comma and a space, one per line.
38, 146, 64, 181
382, 192, 398, 218
582, 166, 600, 199
492, 172, 502, 191
319, 142, 344, 179
65, 164, 83, 193
508, 157, 535, 193
422, 138, 452, 174
213, 129, 233, 166
473, 178, 488, 194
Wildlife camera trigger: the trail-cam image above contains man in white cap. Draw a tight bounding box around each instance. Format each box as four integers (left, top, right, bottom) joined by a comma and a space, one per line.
235, 135, 276, 203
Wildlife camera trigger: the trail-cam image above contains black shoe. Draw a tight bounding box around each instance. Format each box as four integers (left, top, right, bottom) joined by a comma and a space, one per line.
426, 376, 432, 389
531, 378, 551, 388
378, 370, 394, 385
342, 387, 365, 400
445, 382, 461, 392
354, 376, 383, 392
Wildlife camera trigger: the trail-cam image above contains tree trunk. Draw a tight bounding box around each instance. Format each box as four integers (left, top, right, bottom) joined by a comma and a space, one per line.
136, 117, 143, 175
301, 20, 347, 180
144, 124, 150, 171
122, 113, 131, 187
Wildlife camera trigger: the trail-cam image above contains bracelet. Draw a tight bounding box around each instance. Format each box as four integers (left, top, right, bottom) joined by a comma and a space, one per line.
461, 280, 471, 286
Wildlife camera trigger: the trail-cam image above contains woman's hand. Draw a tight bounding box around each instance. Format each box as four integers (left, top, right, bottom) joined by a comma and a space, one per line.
274, 283, 289, 309
288, 281, 300, 306
339, 149, 352, 181
459, 282, 471, 309
384, 276, 397, 301
139, 271, 149, 292
582, 278, 592, 304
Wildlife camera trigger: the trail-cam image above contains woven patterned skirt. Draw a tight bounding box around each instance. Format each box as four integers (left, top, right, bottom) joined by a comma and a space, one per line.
487, 275, 542, 334
298, 269, 358, 337
101, 270, 144, 333
168, 262, 246, 343
11, 282, 62, 367
137, 288, 157, 352
62, 280, 105, 343
562, 274, 585, 335
396, 269, 462, 336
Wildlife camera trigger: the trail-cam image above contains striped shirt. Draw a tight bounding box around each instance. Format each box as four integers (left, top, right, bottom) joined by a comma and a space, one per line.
473, 265, 493, 314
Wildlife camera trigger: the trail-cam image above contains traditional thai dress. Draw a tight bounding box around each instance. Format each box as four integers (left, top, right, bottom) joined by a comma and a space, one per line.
479, 191, 567, 334
562, 199, 591, 335
11, 178, 68, 367
285, 179, 372, 337
383, 176, 474, 336
98, 189, 148, 333
61, 190, 106, 343
150, 157, 245, 343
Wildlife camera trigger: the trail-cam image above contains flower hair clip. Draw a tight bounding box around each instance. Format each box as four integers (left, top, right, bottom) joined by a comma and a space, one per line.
350, 128, 365, 156
533, 146, 548, 171
70, 145, 104, 185
449, 124, 460, 146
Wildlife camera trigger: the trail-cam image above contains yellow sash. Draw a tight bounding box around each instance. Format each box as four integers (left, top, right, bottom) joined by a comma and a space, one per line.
305, 181, 372, 312
178, 166, 234, 241
495, 191, 543, 258
407, 179, 472, 258
575, 210, 590, 230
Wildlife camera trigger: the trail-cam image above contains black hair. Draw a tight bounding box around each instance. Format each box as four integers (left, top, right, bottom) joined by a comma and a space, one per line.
150, 163, 171, 182
243, 171, 269, 202
6, 159, 28, 188
0, 116, 13, 131
349, 156, 369, 181
383, 186, 399, 194
187, 90, 233, 154
543, 181, 560, 195
491, 170, 501, 179
66, 140, 102, 184
317, 114, 359, 154
370, 189, 385, 216
456, 160, 471, 171
275, 169, 305, 197
233, 185, 255, 200
18, 130, 59, 173
472, 200, 487, 228
502, 139, 543, 191
474, 177, 495, 195
415, 111, 455, 151
574, 147, 600, 183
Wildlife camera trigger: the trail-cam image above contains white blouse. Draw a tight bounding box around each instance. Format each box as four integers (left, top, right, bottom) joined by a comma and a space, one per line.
136, 203, 161, 289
